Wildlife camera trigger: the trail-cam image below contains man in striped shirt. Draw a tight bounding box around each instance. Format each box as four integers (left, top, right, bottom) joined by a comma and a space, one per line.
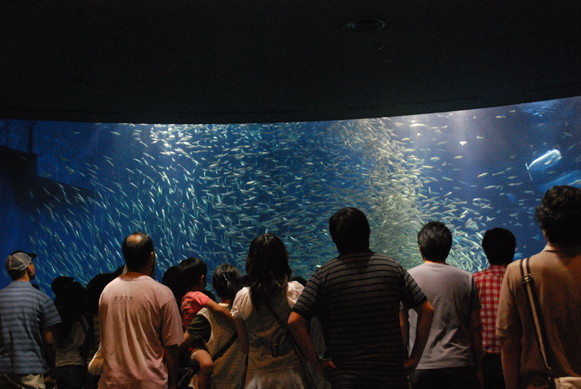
289, 207, 433, 389
0, 251, 61, 389
473, 228, 514, 389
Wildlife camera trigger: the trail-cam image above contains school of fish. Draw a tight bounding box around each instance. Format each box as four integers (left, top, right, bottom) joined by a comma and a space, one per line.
1, 96, 580, 291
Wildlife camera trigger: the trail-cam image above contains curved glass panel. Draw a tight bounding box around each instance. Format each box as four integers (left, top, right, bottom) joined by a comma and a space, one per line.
1, 96, 580, 293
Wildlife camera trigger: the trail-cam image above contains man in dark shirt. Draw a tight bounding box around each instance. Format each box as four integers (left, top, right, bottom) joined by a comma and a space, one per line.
289, 207, 433, 389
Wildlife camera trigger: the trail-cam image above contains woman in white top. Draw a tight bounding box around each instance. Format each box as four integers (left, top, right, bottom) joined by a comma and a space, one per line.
231, 233, 308, 389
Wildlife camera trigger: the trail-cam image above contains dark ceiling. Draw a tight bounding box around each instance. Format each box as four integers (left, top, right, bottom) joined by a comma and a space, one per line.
1, 0, 581, 124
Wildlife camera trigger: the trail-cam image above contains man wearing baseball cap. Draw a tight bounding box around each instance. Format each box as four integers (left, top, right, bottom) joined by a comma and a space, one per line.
0, 251, 61, 389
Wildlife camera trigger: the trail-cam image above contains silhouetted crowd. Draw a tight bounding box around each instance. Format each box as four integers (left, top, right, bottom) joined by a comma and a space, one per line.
1, 185, 580, 389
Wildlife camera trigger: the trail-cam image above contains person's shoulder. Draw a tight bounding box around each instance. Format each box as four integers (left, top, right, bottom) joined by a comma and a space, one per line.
370, 252, 399, 262
447, 264, 475, 280
408, 262, 427, 273
12, 282, 51, 299
287, 280, 304, 295
506, 259, 522, 272
234, 286, 251, 299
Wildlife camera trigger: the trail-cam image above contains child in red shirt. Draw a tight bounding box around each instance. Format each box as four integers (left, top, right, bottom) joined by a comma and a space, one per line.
178, 257, 233, 389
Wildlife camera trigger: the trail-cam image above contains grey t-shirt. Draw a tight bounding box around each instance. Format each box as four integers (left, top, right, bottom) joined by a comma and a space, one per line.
406, 262, 481, 369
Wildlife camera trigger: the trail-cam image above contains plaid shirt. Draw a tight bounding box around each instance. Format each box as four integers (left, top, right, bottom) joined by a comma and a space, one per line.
473, 265, 507, 354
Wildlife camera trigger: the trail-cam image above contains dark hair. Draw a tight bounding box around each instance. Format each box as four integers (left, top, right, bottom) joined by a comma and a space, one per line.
8, 269, 26, 281
86, 273, 116, 315
162, 265, 183, 308
329, 207, 370, 255
246, 234, 292, 308
212, 264, 242, 302
54, 281, 88, 348
417, 221, 452, 262
536, 186, 581, 247
51, 276, 74, 299
179, 257, 208, 291
482, 228, 516, 265
122, 232, 154, 271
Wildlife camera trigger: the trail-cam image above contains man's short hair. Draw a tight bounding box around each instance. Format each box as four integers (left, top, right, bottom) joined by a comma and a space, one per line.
535, 185, 581, 247
417, 221, 452, 262
329, 207, 370, 255
122, 232, 154, 271
482, 228, 516, 265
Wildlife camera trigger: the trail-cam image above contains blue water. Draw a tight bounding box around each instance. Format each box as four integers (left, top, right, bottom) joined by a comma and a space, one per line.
1, 96, 580, 296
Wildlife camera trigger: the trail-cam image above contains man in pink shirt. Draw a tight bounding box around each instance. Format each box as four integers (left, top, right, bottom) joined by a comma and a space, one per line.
473, 228, 515, 389
99, 232, 183, 389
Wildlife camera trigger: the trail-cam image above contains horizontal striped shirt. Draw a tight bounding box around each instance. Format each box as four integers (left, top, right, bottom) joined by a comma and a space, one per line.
293, 252, 426, 387
0, 281, 61, 374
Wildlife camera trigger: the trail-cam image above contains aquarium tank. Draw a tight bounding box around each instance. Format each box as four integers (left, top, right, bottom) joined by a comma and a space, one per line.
1, 96, 580, 296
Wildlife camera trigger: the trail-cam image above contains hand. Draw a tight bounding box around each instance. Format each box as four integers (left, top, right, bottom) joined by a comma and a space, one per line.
403, 356, 420, 373
315, 358, 337, 377
44, 374, 57, 389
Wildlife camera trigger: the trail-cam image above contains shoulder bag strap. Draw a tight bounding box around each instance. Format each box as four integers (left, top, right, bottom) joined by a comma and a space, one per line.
264, 301, 318, 389
519, 258, 554, 380
211, 331, 238, 361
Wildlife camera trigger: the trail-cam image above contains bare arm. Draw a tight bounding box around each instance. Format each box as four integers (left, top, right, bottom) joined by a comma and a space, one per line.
288, 311, 336, 376
470, 309, 484, 389
164, 344, 180, 389
42, 327, 57, 371
501, 336, 521, 389
180, 331, 205, 352
404, 300, 434, 371
204, 300, 235, 328
234, 318, 249, 354
400, 309, 409, 351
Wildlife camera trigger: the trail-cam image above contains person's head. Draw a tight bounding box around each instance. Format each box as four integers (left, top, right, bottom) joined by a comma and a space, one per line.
482, 228, 516, 265
246, 233, 292, 307
246, 233, 291, 283
162, 265, 183, 307
122, 232, 155, 274
178, 257, 208, 292
329, 207, 370, 255
212, 264, 243, 302
6, 251, 36, 281
417, 221, 452, 262
51, 276, 74, 299
54, 280, 88, 347
55, 281, 88, 315
86, 273, 116, 314
536, 185, 581, 248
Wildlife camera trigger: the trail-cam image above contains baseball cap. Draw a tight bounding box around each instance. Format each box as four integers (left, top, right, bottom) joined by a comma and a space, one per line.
6, 251, 37, 272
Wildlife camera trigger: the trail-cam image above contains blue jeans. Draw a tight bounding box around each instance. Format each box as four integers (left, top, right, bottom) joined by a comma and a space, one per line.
410, 366, 478, 389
